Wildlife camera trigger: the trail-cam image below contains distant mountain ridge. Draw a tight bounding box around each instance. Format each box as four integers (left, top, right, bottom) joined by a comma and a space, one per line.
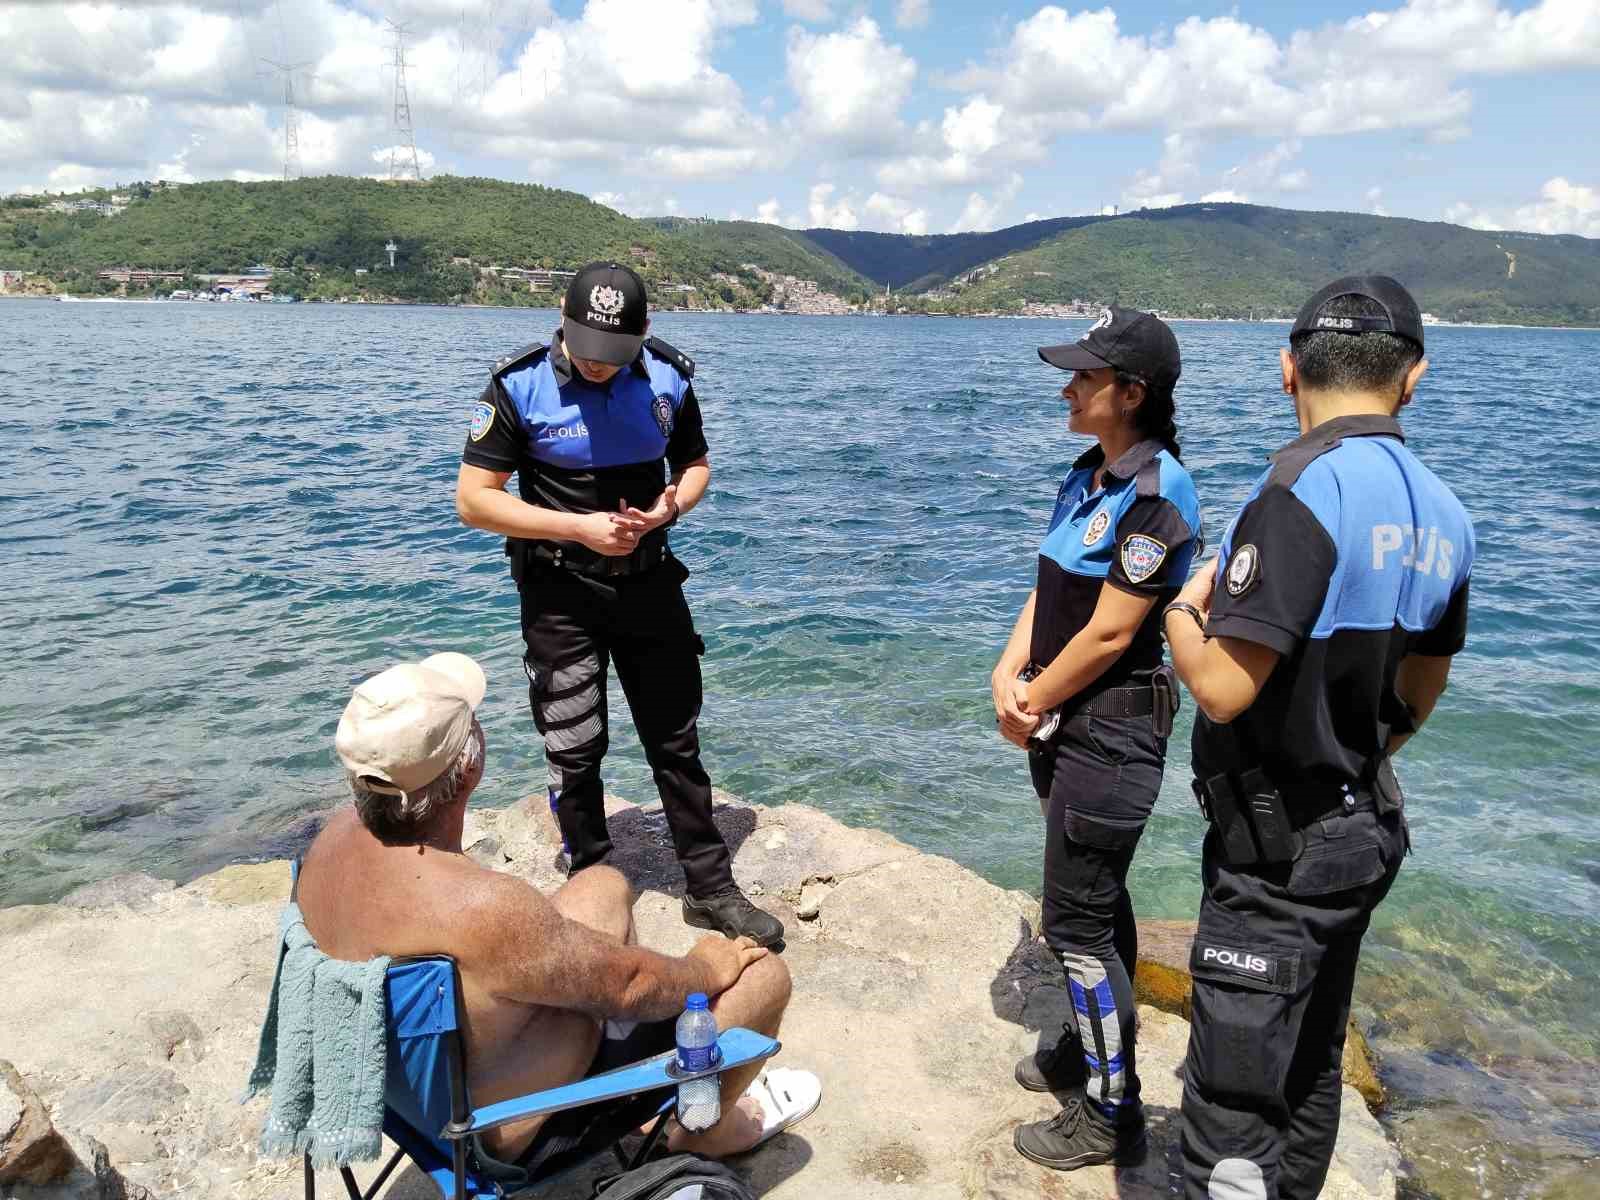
3, 177, 1595, 325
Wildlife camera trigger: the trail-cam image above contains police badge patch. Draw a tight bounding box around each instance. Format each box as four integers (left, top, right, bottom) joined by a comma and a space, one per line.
469, 401, 495, 442
1120, 534, 1167, 584
1083, 509, 1112, 546
652, 394, 674, 437
1226, 543, 1260, 597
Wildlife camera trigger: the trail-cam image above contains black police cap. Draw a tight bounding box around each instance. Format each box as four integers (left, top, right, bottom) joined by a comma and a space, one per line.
562, 262, 648, 365
1038, 305, 1181, 392
1291, 275, 1424, 351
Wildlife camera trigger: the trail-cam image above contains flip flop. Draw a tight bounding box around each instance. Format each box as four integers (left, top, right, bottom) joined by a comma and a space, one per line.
742, 1067, 822, 1150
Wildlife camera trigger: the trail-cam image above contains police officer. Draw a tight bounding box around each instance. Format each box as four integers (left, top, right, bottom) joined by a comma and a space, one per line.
455, 262, 783, 947
1162, 276, 1474, 1198
996, 308, 1201, 1170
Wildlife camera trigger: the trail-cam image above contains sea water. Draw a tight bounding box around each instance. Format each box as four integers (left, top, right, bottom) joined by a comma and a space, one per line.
2, 300, 1597, 1193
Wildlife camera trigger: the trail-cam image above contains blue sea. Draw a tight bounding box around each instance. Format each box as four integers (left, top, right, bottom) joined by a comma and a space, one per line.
3, 300, 1597, 1191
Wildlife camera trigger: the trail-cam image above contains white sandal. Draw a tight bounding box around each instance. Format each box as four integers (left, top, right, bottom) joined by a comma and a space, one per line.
742, 1067, 822, 1150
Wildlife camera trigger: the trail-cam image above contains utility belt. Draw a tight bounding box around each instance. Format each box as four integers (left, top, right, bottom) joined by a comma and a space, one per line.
509, 536, 668, 582
1193, 758, 1403, 866
1023, 663, 1181, 744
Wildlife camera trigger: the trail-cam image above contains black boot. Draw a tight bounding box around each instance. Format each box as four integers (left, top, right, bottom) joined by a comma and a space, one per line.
1013, 1097, 1147, 1171
1014, 1023, 1089, 1093
682, 885, 785, 947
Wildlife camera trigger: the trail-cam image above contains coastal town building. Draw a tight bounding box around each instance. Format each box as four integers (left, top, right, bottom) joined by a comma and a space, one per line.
0, 268, 24, 292
97, 268, 185, 289
482, 265, 577, 292
744, 265, 853, 315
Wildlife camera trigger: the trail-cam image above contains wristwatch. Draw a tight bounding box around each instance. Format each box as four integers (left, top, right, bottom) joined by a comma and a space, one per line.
663, 499, 680, 530
1162, 602, 1205, 639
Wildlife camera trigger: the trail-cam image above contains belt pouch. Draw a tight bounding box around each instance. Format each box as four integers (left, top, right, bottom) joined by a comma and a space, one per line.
1202, 773, 1259, 865
1372, 758, 1403, 815
1240, 768, 1297, 862
1151, 666, 1179, 738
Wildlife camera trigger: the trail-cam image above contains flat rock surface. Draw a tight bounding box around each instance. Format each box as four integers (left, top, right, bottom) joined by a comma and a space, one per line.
1, 798, 1398, 1199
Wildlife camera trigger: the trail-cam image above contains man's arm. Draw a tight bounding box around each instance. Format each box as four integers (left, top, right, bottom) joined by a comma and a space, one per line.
466, 873, 764, 1022
455, 463, 645, 556
1163, 585, 1281, 722
1385, 653, 1453, 755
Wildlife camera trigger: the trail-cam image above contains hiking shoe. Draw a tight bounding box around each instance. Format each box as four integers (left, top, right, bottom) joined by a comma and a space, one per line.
1013, 1097, 1147, 1171
1014, 1025, 1089, 1093
683, 886, 785, 947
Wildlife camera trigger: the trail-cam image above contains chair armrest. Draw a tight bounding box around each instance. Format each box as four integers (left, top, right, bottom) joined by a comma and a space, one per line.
457, 1027, 780, 1137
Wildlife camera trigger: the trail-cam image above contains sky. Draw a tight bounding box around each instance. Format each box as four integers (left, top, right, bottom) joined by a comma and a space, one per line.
1, 0, 1597, 237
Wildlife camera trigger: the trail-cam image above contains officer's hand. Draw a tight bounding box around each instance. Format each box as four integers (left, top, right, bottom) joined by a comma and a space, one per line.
996, 677, 1040, 747
574, 511, 646, 556
1178, 554, 1219, 618
687, 933, 768, 995
620, 483, 678, 533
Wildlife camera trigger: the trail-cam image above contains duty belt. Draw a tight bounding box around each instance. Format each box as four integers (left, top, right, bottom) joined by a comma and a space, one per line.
1070, 685, 1155, 719
1193, 767, 1399, 867
527, 539, 667, 578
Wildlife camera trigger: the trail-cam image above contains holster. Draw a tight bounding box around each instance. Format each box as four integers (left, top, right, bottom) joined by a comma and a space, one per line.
1193, 769, 1298, 866
1151, 665, 1180, 739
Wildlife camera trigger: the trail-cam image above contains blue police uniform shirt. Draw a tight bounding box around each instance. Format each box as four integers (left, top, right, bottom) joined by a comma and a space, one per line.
460, 331, 706, 539
1194, 413, 1475, 786
1033, 439, 1203, 688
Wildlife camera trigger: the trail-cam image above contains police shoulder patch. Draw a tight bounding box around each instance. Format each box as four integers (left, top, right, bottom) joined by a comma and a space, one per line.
1120, 533, 1168, 584
1083, 508, 1112, 546
1225, 543, 1260, 597
469, 400, 495, 442
652, 393, 674, 437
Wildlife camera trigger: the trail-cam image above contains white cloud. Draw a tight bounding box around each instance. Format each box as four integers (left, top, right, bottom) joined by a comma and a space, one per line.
1224, 139, 1305, 195
1121, 132, 1196, 210
894, 0, 930, 29
1366, 186, 1388, 216
1445, 177, 1600, 238
864, 191, 928, 235
785, 17, 915, 153
782, 0, 832, 20
948, 171, 1021, 232
807, 182, 857, 229
1200, 190, 1249, 203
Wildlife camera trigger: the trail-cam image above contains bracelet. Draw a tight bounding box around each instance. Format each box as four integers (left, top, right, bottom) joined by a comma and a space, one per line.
1162, 602, 1205, 636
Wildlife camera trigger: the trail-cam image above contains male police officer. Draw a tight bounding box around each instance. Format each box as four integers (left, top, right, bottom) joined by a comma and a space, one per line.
1160, 276, 1473, 1199
455, 262, 783, 947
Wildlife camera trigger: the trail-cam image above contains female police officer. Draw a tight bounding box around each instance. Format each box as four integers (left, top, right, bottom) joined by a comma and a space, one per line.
992, 307, 1201, 1170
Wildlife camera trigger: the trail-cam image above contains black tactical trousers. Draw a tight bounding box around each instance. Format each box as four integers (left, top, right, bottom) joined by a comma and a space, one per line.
1179, 804, 1407, 1200
1033, 708, 1166, 1118
519, 556, 734, 898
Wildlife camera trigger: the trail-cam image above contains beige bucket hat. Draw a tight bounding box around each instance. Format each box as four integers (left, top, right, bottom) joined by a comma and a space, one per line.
334, 652, 486, 798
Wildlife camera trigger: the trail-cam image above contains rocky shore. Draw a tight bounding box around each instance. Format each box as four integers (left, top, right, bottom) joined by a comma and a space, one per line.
2, 796, 1399, 1199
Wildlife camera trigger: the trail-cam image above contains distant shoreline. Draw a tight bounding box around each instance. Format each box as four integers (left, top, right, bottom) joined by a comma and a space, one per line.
13, 292, 1596, 332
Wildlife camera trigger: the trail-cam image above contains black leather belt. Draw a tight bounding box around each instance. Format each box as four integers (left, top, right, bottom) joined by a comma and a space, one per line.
527, 540, 666, 578
1071, 685, 1155, 719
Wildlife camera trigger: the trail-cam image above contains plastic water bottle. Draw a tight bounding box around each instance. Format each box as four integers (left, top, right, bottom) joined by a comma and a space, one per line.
674, 992, 721, 1132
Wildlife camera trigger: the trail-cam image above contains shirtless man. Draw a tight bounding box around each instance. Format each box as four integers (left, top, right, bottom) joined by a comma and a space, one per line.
297, 651, 800, 1174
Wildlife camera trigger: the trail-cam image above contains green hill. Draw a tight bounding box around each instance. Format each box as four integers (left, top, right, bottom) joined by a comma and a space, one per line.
818, 203, 1600, 326
0, 176, 873, 305
4, 179, 1596, 325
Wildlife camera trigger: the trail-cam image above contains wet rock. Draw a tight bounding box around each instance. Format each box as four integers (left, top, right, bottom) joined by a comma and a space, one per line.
0, 1061, 78, 1186
185, 861, 290, 906
795, 877, 833, 920
464, 833, 505, 868
59, 875, 174, 912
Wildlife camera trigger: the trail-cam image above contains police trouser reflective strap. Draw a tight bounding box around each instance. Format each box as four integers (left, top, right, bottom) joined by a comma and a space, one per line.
519, 558, 734, 897
1178, 805, 1407, 1200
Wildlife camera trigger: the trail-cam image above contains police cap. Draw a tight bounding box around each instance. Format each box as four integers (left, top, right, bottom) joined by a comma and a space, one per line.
1292, 275, 1425, 351
562, 262, 648, 365
1038, 305, 1181, 392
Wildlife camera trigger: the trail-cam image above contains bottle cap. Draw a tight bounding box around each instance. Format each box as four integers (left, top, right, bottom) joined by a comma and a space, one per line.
685, 992, 708, 1010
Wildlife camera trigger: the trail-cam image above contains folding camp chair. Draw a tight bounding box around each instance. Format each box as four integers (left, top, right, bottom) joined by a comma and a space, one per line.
306, 955, 779, 1200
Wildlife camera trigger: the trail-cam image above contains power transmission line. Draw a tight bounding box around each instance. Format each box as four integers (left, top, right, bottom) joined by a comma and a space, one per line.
386, 20, 423, 182
260, 58, 313, 181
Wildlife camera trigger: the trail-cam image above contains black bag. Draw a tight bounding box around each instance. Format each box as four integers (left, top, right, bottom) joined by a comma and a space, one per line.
590, 1153, 756, 1200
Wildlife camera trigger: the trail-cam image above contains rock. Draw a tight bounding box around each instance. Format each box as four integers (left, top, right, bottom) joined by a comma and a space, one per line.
796, 877, 833, 921
465, 833, 505, 868
138, 1011, 205, 1063
185, 861, 289, 906
1133, 918, 1385, 1110
56, 1068, 188, 1131
59, 875, 174, 911
0, 798, 1399, 1200
0, 1061, 78, 1186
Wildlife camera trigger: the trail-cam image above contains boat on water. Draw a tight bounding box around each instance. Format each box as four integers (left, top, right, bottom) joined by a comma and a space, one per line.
56, 295, 142, 302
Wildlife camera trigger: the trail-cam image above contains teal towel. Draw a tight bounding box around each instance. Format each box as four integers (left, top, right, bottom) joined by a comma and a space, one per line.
246, 903, 391, 1167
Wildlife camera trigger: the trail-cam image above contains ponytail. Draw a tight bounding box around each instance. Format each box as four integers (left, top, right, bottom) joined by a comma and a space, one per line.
1116, 370, 1182, 462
